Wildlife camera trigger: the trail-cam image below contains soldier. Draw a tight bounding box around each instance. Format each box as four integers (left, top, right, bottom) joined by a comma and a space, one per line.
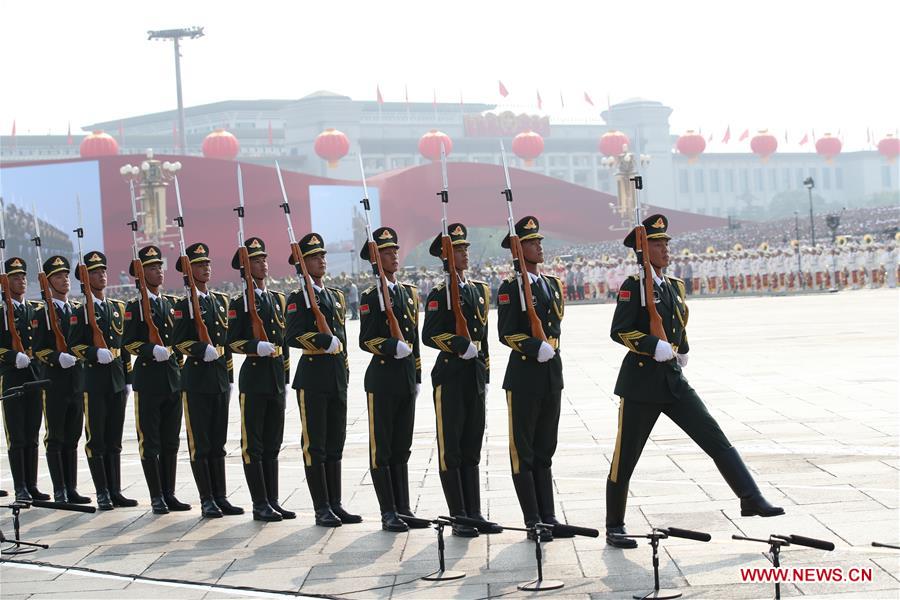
422, 224, 500, 538
68, 251, 135, 510
32, 256, 91, 503
606, 214, 783, 549
358, 227, 423, 533
227, 237, 293, 522
172, 243, 243, 518
284, 233, 361, 527
124, 245, 190, 514
497, 216, 568, 542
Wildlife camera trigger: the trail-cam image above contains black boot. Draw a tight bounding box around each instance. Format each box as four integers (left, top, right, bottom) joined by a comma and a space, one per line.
262, 459, 295, 519
106, 453, 138, 507
511, 471, 552, 542
46, 450, 68, 503
605, 477, 637, 549
209, 456, 244, 515
190, 460, 222, 518
9, 449, 32, 503
141, 457, 169, 514
389, 464, 428, 528
305, 464, 341, 527
324, 461, 361, 524
460, 466, 502, 534
87, 456, 114, 510
160, 453, 191, 511
534, 467, 571, 537
439, 468, 478, 537
243, 462, 281, 522
714, 447, 785, 517
370, 467, 407, 532
63, 449, 91, 504
26, 446, 50, 500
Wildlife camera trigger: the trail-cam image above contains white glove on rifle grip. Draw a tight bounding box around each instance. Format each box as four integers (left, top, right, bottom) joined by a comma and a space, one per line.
58, 353, 77, 369
256, 342, 277, 357
96, 348, 114, 365
15, 352, 31, 369
537, 341, 555, 363
676, 353, 689, 368
395, 340, 412, 359
654, 340, 675, 362
326, 336, 341, 354
152, 345, 171, 362
460, 342, 478, 360
203, 345, 219, 362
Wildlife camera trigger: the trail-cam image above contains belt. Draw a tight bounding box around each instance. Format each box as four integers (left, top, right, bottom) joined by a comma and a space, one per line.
215, 345, 225, 357
547, 337, 559, 350
109, 348, 121, 358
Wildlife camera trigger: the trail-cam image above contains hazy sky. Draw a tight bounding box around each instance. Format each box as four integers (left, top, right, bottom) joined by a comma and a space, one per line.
2, 0, 897, 151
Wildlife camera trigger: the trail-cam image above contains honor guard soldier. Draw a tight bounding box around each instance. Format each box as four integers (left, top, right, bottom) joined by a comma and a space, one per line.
606, 214, 784, 549
172, 243, 243, 518
358, 227, 424, 533
1, 257, 49, 502
285, 233, 361, 527
422, 224, 500, 537
33, 256, 91, 503
123, 245, 190, 514
496, 217, 569, 542
227, 237, 293, 522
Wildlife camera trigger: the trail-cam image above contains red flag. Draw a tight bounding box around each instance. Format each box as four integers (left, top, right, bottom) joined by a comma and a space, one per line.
405, 85, 409, 106
172, 122, 179, 149
498, 80, 509, 97
10, 120, 15, 149
584, 91, 594, 106
739, 129, 749, 142
799, 133, 809, 146
376, 85, 384, 105
459, 90, 464, 106
432, 89, 437, 108
866, 128, 871, 145
267, 120, 273, 146
784, 130, 789, 144
67, 121, 73, 145
721, 126, 731, 144
560, 91, 565, 109
708, 132, 713, 142
536, 90, 542, 110
811, 128, 816, 141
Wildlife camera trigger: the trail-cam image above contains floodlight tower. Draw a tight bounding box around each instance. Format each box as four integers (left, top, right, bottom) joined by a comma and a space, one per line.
147, 26, 205, 153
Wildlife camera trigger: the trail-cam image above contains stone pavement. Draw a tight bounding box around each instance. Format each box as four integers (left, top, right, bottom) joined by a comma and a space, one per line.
2, 289, 898, 599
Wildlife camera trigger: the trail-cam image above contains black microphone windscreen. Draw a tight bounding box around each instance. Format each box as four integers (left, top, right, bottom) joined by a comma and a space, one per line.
552, 523, 599, 538
444, 515, 489, 528
664, 527, 712, 542
30, 499, 97, 514
398, 515, 432, 528
787, 534, 834, 551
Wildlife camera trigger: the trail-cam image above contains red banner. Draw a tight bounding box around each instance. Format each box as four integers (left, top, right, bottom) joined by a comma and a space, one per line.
463, 111, 551, 138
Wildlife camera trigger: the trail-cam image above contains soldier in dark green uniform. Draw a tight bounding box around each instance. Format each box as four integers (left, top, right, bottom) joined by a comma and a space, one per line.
422, 224, 501, 538
497, 216, 570, 542
285, 233, 360, 528
173, 243, 243, 518
227, 237, 293, 522
606, 214, 784, 549
124, 245, 190, 515
68, 251, 134, 510
358, 227, 423, 533
33, 256, 91, 504
1, 257, 49, 502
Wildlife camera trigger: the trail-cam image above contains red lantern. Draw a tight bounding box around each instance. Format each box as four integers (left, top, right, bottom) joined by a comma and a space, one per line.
815, 133, 842, 163
878, 134, 899, 163
598, 130, 630, 156
419, 130, 452, 161
202, 129, 240, 160
79, 131, 119, 158
512, 130, 544, 167
676, 130, 706, 163
314, 128, 350, 168
750, 130, 778, 162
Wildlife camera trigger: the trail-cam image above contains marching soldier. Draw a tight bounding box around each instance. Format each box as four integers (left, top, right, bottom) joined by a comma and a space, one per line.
1, 257, 49, 502
496, 216, 569, 542
68, 251, 135, 510
422, 224, 500, 538
123, 245, 190, 514
285, 233, 361, 527
227, 237, 293, 522
358, 227, 424, 533
33, 256, 91, 503
606, 214, 784, 549
172, 243, 243, 518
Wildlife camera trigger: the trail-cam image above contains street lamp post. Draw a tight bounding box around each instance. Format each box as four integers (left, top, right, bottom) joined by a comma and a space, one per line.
803, 176, 816, 247
120, 150, 182, 247
601, 145, 651, 230
148, 27, 204, 153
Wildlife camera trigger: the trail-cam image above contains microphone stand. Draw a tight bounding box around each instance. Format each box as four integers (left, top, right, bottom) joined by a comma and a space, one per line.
418, 517, 465, 581
1, 503, 49, 556
610, 527, 713, 599
733, 533, 835, 600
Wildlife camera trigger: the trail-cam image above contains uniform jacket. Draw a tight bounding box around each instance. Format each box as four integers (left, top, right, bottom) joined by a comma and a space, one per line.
67, 297, 131, 394
0, 300, 41, 388
358, 281, 421, 396
33, 299, 84, 394
124, 293, 182, 395
226, 288, 290, 395
285, 284, 349, 393
172, 290, 233, 394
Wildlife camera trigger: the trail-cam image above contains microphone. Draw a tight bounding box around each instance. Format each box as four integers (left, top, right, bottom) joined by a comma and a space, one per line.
29, 499, 97, 514
547, 523, 599, 538
23, 379, 52, 391
397, 514, 433, 529
661, 527, 712, 542
783, 534, 834, 551
442, 515, 500, 530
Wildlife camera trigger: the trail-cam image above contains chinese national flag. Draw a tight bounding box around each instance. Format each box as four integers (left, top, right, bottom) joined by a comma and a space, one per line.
498, 80, 509, 97
67, 121, 73, 145
376, 85, 384, 105
10, 120, 15, 149
739, 129, 749, 142
721, 126, 731, 144
584, 91, 594, 106
536, 90, 542, 110
799, 133, 809, 146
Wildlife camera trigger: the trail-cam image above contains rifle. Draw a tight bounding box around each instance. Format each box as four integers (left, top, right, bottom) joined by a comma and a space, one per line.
437, 145, 469, 341
173, 176, 212, 345
30, 202, 67, 352
0, 198, 25, 353
233, 165, 269, 342
73, 196, 107, 349
499, 142, 547, 341
358, 155, 403, 340
126, 179, 164, 346
630, 176, 667, 342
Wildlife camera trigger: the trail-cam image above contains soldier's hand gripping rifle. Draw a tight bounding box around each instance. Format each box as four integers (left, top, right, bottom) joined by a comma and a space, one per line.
275, 161, 333, 338
437, 144, 470, 342
233, 165, 269, 342
73, 196, 107, 349
127, 179, 164, 346
30, 202, 67, 352
173, 176, 212, 345
630, 176, 667, 342
0, 198, 25, 353
499, 142, 547, 341
358, 155, 404, 341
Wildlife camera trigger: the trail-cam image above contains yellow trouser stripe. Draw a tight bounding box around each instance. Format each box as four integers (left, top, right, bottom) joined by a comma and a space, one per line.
367, 392, 376, 469
240, 393, 249, 464
609, 399, 625, 483
42, 391, 49, 449
506, 391, 520, 475
82, 392, 92, 457
134, 391, 145, 459
182, 392, 196, 461
435, 385, 446, 472
1, 376, 9, 447
299, 390, 311, 467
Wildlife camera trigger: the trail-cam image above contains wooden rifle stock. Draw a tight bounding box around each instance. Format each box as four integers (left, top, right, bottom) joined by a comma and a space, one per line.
290, 243, 333, 336
131, 259, 164, 347
635, 226, 668, 342
441, 235, 470, 339
178, 255, 212, 345
1, 273, 25, 353
36, 272, 67, 352
509, 235, 548, 341
77, 264, 107, 349
238, 247, 269, 342
367, 240, 404, 340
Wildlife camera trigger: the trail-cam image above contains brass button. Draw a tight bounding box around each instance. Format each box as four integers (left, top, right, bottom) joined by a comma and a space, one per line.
380, 359, 385, 364
405, 327, 409, 332
308, 357, 313, 362
638, 362, 644, 367
444, 359, 448, 363
473, 327, 478, 332
251, 361, 257, 366
521, 356, 526, 361
404, 315, 409, 320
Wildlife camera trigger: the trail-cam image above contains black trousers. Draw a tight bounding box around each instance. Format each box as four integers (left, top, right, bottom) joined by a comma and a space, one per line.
183, 391, 229, 461
297, 388, 347, 466
366, 390, 415, 469
505, 388, 561, 475
134, 391, 182, 459
433, 375, 485, 472
43, 390, 83, 454
239, 392, 285, 463
83, 390, 126, 458
608, 389, 732, 484
1, 386, 42, 452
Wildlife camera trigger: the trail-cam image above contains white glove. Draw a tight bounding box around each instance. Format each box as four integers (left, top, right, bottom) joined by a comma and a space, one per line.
485, 383, 490, 396
394, 340, 412, 359
654, 340, 675, 362
125, 384, 132, 396
229, 383, 234, 396
460, 342, 478, 360
256, 341, 277, 357
326, 336, 341, 354
203, 345, 219, 362
415, 383, 421, 397
14, 352, 31, 369
676, 353, 689, 368
96, 348, 114, 364
536, 341, 555, 363
152, 345, 171, 362
58, 353, 77, 369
